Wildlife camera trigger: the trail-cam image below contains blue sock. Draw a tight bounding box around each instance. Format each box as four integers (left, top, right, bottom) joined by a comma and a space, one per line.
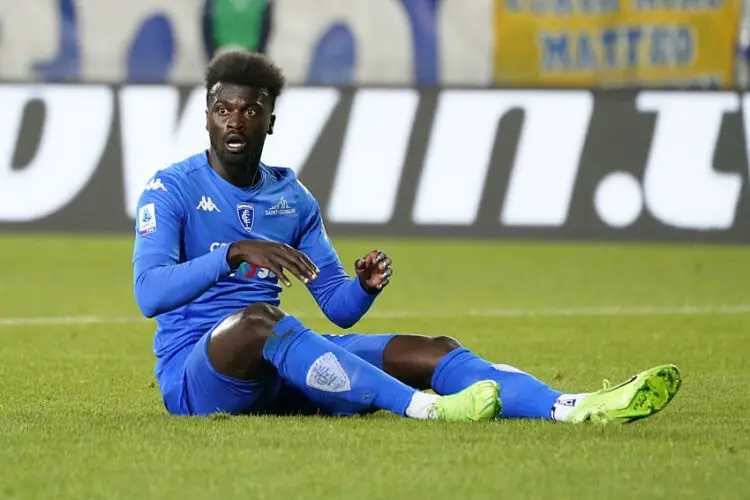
263, 316, 416, 417
431, 348, 561, 419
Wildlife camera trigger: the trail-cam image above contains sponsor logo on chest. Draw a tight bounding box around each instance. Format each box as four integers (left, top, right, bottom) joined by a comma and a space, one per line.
265, 197, 296, 217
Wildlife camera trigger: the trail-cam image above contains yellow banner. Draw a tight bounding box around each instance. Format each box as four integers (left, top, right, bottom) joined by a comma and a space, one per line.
494, 0, 741, 87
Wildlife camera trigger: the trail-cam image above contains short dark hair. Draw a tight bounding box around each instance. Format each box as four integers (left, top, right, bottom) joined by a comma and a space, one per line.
204, 49, 286, 105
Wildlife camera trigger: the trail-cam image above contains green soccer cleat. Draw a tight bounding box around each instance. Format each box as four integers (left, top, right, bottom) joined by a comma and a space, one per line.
565, 364, 682, 424
427, 380, 502, 422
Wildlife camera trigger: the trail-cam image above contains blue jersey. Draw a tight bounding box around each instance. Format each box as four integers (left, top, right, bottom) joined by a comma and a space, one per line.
132, 151, 373, 387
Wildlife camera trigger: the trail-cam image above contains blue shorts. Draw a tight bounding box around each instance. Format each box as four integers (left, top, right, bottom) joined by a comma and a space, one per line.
159, 325, 396, 416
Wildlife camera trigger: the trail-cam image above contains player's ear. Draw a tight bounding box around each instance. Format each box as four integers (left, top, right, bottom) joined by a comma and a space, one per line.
267, 114, 276, 135
204, 109, 209, 131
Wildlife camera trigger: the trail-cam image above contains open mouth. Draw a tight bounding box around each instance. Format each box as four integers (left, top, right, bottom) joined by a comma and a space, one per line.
224, 134, 247, 154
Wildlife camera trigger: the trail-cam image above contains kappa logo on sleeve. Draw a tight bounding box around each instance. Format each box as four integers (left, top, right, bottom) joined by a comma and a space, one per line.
138, 203, 157, 235
145, 178, 167, 192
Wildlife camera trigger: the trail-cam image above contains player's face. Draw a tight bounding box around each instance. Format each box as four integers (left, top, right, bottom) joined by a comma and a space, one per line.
206, 83, 275, 164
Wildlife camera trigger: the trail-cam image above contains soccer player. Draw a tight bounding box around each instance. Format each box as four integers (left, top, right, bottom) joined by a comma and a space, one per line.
132, 50, 682, 423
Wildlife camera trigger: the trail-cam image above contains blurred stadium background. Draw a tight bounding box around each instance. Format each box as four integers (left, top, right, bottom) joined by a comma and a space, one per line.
1, 2, 749, 499
3, 0, 750, 87
2, 0, 750, 239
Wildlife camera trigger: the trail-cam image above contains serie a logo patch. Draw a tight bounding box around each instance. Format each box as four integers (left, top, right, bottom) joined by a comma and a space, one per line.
138, 203, 157, 235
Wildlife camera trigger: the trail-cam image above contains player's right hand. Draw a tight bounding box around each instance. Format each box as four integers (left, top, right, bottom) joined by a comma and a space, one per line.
226, 240, 319, 287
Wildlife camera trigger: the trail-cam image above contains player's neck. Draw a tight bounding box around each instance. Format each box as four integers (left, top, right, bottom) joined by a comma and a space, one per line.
208, 149, 261, 188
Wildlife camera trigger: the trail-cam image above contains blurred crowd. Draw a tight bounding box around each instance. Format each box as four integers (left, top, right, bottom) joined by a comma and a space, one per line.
1, 0, 749, 88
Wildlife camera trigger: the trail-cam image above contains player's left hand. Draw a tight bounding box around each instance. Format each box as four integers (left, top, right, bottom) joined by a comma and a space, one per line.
355, 250, 392, 294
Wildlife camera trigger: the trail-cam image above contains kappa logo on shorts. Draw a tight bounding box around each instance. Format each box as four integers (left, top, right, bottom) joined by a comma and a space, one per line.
306, 352, 351, 393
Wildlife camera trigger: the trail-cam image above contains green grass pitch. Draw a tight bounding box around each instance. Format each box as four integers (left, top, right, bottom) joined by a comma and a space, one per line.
0, 234, 748, 499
